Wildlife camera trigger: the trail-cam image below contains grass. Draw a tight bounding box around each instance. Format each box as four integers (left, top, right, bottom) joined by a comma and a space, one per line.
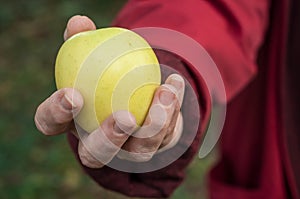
0, 1, 215, 198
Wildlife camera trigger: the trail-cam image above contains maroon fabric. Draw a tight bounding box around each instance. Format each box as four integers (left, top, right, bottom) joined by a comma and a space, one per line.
284, 0, 300, 195
208, 0, 298, 198
67, 0, 300, 198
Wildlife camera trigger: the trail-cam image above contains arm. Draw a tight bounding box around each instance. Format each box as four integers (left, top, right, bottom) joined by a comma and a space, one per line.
70, 0, 270, 198
114, 0, 271, 101
37, 0, 271, 197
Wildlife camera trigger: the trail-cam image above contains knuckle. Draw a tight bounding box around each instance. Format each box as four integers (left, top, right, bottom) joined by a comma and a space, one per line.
161, 134, 172, 147
144, 137, 163, 149
34, 115, 51, 136
149, 119, 165, 133
125, 140, 159, 159
166, 122, 176, 134
78, 143, 104, 168
51, 114, 65, 125
134, 153, 153, 162
50, 107, 73, 126
80, 157, 103, 168
120, 151, 154, 162
79, 155, 92, 167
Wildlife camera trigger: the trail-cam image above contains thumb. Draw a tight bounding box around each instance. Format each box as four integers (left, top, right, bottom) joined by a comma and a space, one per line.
63, 15, 96, 41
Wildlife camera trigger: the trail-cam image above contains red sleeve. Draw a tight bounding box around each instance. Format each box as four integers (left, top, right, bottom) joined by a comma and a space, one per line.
68, 0, 271, 198
113, 0, 270, 101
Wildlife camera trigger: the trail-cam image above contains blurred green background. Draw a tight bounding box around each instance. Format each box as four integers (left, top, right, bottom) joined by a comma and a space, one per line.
0, 1, 215, 198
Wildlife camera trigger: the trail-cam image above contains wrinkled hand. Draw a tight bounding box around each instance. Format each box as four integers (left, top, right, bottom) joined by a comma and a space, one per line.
34, 15, 185, 168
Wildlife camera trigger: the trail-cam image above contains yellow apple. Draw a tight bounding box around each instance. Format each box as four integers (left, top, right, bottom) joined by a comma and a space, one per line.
55, 27, 161, 133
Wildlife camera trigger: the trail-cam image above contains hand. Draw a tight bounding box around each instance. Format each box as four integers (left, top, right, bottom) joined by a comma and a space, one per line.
34, 15, 185, 168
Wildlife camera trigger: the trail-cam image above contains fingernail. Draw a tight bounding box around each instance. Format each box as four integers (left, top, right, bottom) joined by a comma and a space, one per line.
159, 88, 175, 106
113, 124, 124, 134
113, 122, 136, 135
61, 93, 77, 110
63, 28, 68, 40
169, 74, 184, 91
113, 111, 136, 135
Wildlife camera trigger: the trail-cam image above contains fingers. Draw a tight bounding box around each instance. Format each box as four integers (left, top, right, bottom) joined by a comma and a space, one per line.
63, 15, 96, 40
78, 111, 136, 168
157, 112, 183, 153
117, 74, 185, 162
165, 73, 185, 106
34, 88, 83, 136
158, 74, 185, 148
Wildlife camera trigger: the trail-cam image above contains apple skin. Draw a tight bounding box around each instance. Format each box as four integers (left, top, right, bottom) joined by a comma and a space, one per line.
55, 27, 161, 133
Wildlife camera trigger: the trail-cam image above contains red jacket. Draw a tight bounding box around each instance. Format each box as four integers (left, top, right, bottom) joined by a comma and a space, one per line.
68, 0, 299, 198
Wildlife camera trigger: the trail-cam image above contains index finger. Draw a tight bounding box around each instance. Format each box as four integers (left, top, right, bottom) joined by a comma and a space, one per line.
34, 88, 83, 136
